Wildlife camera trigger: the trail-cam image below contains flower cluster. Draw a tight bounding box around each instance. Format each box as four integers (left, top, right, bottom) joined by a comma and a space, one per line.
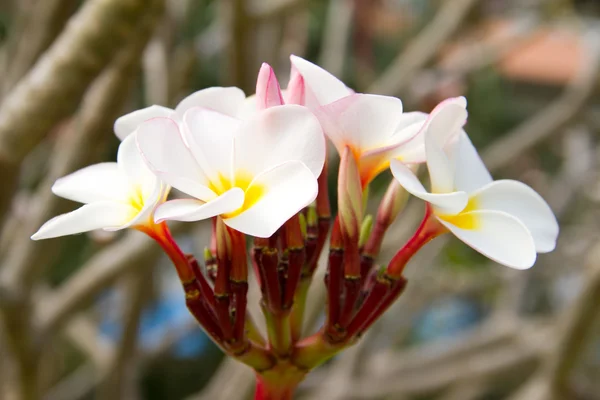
32, 55, 559, 398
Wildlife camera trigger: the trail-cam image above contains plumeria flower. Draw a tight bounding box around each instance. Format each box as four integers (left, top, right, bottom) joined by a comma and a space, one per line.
31, 135, 167, 240
113, 87, 255, 141
319, 96, 466, 187
390, 109, 559, 269
291, 55, 467, 187
136, 104, 325, 238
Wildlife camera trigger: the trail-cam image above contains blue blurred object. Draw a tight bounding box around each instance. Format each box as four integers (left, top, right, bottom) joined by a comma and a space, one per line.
98, 265, 211, 359
411, 296, 483, 343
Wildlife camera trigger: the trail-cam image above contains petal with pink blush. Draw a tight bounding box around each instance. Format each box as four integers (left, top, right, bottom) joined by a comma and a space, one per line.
234, 105, 325, 178
114, 105, 174, 141
290, 55, 351, 107
174, 87, 247, 119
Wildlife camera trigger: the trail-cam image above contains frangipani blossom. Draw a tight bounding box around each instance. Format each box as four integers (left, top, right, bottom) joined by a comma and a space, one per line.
31, 135, 167, 240
391, 120, 559, 269
113, 87, 255, 141
136, 105, 325, 238
318, 96, 466, 187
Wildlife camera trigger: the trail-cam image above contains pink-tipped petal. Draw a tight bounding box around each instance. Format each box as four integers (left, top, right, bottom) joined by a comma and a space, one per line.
315, 94, 404, 157
234, 105, 325, 178
174, 87, 247, 119
256, 63, 284, 110
114, 105, 174, 141
290, 55, 351, 107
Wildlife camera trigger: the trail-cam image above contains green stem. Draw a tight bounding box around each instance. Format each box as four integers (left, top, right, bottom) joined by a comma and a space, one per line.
263, 303, 291, 357
290, 278, 310, 343
254, 362, 306, 400
292, 330, 348, 370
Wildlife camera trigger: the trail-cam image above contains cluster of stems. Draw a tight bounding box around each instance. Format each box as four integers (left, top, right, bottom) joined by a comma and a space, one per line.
140, 159, 446, 399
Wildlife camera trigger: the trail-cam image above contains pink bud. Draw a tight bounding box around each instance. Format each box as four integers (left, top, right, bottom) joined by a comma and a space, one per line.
256, 63, 284, 110
285, 67, 306, 105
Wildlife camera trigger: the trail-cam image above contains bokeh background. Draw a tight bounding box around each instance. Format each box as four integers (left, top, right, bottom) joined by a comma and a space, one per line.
0, 0, 599, 399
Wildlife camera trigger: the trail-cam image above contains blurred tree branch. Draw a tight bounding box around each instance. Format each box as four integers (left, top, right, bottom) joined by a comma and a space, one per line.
368, 0, 479, 96
0, 0, 163, 223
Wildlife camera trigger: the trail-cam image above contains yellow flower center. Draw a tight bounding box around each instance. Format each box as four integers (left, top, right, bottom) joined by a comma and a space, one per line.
208, 170, 266, 219
128, 185, 146, 212
437, 196, 480, 230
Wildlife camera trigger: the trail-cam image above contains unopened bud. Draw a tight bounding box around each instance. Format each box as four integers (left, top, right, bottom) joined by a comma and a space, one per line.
377, 179, 408, 228
337, 146, 363, 242
358, 215, 374, 249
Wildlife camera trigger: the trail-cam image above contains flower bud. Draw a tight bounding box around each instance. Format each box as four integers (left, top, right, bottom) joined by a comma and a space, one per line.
337, 146, 363, 243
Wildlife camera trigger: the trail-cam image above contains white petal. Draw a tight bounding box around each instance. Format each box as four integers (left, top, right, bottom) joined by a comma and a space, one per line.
174, 87, 247, 119
470, 180, 559, 253
117, 134, 158, 199
154, 189, 244, 223
182, 107, 238, 183
234, 105, 325, 178
290, 55, 351, 107
237, 95, 258, 119
315, 94, 404, 156
52, 163, 130, 204
390, 159, 468, 215
427, 97, 468, 148
451, 132, 493, 193
31, 202, 137, 240
114, 105, 174, 141
358, 112, 428, 183
425, 121, 455, 193
225, 161, 317, 238
136, 117, 215, 201
438, 210, 537, 270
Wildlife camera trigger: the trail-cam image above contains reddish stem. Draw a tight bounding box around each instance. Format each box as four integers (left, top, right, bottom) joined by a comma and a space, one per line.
325, 248, 344, 338
344, 276, 390, 338
259, 248, 283, 313
232, 281, 248, 343
356, 277, 407, 335
338, 277, 360, 327
387, 205, 445, 277
283, 249, 305, 309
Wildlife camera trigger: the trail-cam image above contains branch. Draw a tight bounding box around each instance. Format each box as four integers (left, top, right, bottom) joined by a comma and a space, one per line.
36, 225, 187, 336
0, 0, 163, 220
318, 0, 354, 77
1, 14, 156, 291
2, 0, 79, 94
368, 0, 479, 96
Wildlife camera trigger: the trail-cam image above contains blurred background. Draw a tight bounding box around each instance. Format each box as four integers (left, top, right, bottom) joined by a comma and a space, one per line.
0, 0, 599, 399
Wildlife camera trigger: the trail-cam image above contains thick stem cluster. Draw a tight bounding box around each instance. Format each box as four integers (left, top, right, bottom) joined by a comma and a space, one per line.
144, 170, 446, 399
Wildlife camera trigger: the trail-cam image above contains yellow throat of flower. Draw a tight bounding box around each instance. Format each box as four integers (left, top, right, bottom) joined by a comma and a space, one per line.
437, 196, 480, 230
209, 170, 266, 218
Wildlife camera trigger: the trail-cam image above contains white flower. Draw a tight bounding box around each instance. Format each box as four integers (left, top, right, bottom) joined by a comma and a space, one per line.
113, 87, 256, 141
390, 105, 559, 269
135, 104, 326, 238
31, 135, 167, 240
